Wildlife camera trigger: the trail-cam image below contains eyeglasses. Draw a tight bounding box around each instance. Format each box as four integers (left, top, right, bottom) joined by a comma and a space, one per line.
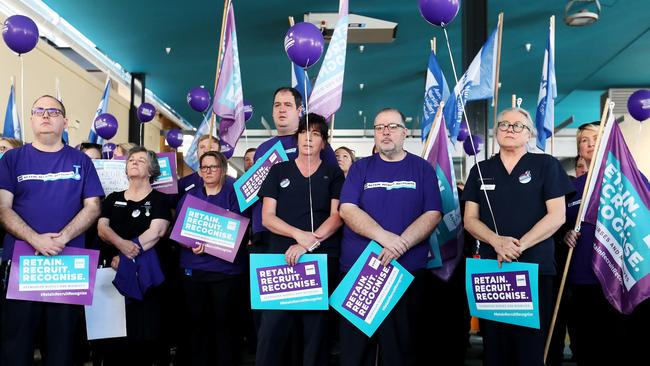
200, 165, 221, 172
373, 123, 405, 133
31, 107, 64, 117
497, 121, 530, 133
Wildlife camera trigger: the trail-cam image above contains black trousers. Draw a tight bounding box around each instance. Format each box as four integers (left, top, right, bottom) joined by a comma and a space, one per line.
1, 297, 80, 366
178, 271, 242, 366
256, 309, 328, 366
338, 269, 428, 366
480, 275, 554, 366
568, 283, 625, 366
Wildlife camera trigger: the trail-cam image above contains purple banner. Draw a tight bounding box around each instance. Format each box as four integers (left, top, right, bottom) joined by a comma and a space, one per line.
256, 261, 322, 302
170, 194, 249, 263
471, 271, 533, 310
342, 253, 400, 324
7, 241, 99, 305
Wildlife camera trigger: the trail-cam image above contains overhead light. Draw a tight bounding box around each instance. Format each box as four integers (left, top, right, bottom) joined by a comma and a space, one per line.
165, 47, 171, 54
359, 83, 364, 90
565, 0, 601, 27
524, 43, 532, 52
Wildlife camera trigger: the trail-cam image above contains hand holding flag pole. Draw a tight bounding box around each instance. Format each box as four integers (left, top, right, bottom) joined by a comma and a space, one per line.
543, 100, 613, 363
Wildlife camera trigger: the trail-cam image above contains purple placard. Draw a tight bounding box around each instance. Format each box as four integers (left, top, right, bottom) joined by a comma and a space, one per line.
6, 241, 99, 305
342, 253, 400, 323
152, 152, 178, 194
471, 271, 533, 309
170, 194, 249, 263
255, 261, 322, 302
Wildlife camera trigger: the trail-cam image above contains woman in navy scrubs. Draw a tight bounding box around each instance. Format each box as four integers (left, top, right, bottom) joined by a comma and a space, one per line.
174, 151, 244, 366
462, 108, 574, 366
256, 113, 344, 366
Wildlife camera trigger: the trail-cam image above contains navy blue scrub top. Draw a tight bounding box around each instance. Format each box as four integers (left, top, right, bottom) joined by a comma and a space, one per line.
462, 153, 574, 275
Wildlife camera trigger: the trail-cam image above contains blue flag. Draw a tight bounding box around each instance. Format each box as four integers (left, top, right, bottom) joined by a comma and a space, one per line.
291, 62, 312, 112
184, 108, 215, 172
535, 21, 556, 151
444, 26, 499, 140
88, 77, 111, 144
421, 50, 450, 141
3, 81, 21, 141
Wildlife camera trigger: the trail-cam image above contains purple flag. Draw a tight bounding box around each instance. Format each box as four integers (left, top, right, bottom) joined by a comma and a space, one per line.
308, 0, 348, 120
214, 2, 245, 159
583, 118, 650, 314
422, 109, 463, 281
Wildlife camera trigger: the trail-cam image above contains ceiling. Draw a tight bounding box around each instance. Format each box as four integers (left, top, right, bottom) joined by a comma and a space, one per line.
42, 0, 650, 131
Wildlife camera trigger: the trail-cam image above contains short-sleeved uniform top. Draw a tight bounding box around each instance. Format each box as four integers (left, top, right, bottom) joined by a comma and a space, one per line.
462, 153, 574, 275
251, 135, 338, 235
100, 189, 172, 264
339, 153, 442, 272
257, 160, 344, 255
175, 176, 245, 275
0, 144, 104, 260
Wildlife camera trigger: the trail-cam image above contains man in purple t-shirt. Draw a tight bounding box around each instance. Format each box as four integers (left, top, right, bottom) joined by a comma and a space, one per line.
0, 95, 103, 366
338, 108, 442, 366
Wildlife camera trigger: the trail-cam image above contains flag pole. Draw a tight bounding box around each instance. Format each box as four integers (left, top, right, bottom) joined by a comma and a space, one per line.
543, 99, 611, 362
421, 101, 445, 159
550, 15, 556, 156
511, 94, 516, 108
490, 13, 504, 157
209, 0, 232, 146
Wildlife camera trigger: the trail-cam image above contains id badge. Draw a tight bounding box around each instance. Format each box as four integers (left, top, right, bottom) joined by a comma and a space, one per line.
480, 184, 496, 191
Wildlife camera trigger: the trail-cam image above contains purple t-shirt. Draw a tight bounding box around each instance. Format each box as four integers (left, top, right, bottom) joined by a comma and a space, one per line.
566, 174, 598, 285
251, 135, 338, 235
339, 153, 442, 272
175, 176, 244, 275
0, 144, 104, 260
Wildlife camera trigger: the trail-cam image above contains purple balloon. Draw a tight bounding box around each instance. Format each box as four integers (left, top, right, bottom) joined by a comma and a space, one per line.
418, 0, 461, 27
284, 22, 324, 68
456, 121, 470, 142
102, 143, 116, 159
137, 102, 156, 123
166, 129, 184, 149
627, 89, 650, 122
94, 113, 118, 140
187, 87, 211, 113
2, 15, 39, 55
243, 101, 254, 122
463, 134, 483, 156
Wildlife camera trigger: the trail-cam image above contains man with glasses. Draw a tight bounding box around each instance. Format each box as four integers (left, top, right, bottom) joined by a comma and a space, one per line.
338, 107, 442, 366
0, 95, 104, 365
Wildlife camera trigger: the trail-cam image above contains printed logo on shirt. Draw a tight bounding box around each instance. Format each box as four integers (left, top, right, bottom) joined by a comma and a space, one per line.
363, 181, 417, 191
17, 165, 82, 182
280, 178, 290, 188
518, 170, 532, 184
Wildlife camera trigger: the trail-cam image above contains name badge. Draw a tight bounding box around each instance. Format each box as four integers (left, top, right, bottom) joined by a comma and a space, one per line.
480, 184, 496, 191
114, 201, 127, 206
568, 199, 581, 208
185, 183, 196, 192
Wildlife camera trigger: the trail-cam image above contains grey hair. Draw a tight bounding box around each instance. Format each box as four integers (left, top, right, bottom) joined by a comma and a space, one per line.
125, 146, 161, 183
496, 107, 536, 137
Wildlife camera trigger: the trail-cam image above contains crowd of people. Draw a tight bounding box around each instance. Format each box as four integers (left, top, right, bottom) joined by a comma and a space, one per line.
0, 89, 647, 366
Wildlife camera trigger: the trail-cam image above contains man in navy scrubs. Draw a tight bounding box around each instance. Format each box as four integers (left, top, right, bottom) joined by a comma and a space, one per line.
338, 108, 443, 366
462, 107, 574, 366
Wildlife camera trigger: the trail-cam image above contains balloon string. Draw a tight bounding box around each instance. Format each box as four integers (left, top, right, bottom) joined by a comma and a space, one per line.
442, 25, 499, 236
303, 66, 315, 234
20, 55, 25, 143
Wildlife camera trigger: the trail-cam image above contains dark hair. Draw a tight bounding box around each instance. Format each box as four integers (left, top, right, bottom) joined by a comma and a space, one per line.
32, 95, 66, 118
199, 151, 228, 186
273, 87, 302, 108
126, 146, 161, 183
296, 113, 329, 143
79, 142, 102, 153
335, 146, 356, 161
376, 107, 405, 125
244, 147, 257, 155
